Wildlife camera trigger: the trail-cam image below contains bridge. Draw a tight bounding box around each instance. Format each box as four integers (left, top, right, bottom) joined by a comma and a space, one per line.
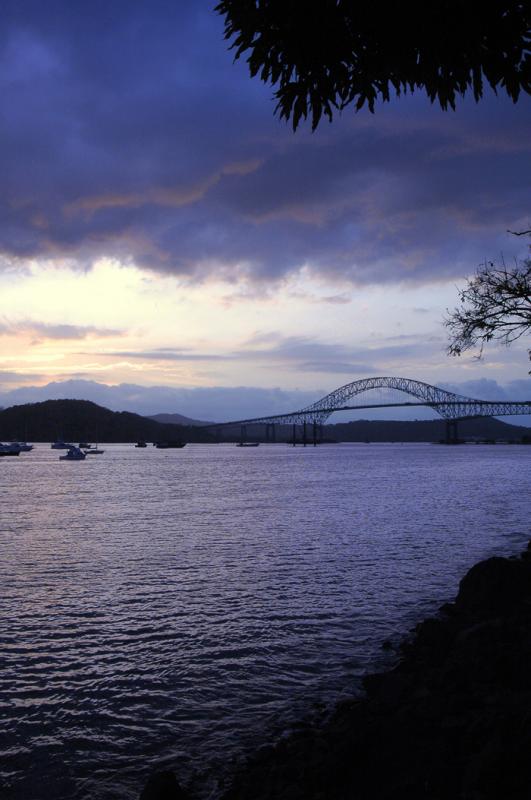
201, 376, 531, 444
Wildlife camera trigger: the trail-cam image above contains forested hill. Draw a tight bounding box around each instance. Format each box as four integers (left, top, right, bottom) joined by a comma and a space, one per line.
326, 416, 531, 442
150, 411, 211, 426
0, 399, 215, 443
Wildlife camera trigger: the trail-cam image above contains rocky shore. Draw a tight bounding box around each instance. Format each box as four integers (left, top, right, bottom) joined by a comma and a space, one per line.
141, 542, 531, 800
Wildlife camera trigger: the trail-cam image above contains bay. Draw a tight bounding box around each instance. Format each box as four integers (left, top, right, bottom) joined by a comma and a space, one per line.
1, 442, 529, 799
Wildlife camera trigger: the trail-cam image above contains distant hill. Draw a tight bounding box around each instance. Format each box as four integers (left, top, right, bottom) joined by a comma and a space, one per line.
149, 412, 212, 426
0, 399, 215, 443
325, 416, 531, 442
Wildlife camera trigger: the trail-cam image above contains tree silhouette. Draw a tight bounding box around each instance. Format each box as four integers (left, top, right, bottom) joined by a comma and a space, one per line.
216, 1, 530, 129
445, 232, 531, 366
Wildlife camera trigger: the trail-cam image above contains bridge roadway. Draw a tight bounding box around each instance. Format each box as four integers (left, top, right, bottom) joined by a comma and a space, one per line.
202, 400, 531, 429
198, 377, 531, 444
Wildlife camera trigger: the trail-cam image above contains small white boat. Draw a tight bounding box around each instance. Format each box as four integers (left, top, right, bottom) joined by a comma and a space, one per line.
51, 441, 73, 449
85, 446, 104, 454
59, 446, 86, 461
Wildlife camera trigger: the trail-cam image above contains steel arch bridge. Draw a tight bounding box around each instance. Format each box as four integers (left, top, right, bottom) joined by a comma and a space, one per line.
205, 376, 531, 428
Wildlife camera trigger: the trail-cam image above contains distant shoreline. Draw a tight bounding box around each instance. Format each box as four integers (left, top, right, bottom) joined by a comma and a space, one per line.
1, 398, 530, 445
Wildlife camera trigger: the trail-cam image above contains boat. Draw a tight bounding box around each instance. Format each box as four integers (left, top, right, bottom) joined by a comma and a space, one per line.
51, 441, 73, 449
85, 446, 104, 454
154, 441, 186, 449
236, 442, 260, 447
59, 446, 86, 461
12, 442, 33, 451
135, 441, 147, 448
0, 443, 21, 456
79, 442, 91, 449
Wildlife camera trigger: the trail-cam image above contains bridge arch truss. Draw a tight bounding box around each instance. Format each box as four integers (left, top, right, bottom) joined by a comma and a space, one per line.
224, 376, 531, 427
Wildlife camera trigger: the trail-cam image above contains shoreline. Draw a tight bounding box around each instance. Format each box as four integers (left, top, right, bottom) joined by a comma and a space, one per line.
141, 541, 531, 799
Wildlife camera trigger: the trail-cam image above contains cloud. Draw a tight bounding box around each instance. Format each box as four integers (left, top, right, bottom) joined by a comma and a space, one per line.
0, 320, 124, 340
94, 333, 440, 375
320, 294, 353, 305
296, 361, 376, 375
0, 4, 529, 287
0, 370, 44, 385
287, 290, 353, 305
441, 378, 531, 402
236, 334, 437, 366
103, 348, 228, 361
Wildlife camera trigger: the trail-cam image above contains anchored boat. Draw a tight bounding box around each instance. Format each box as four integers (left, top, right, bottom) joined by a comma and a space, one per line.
0, 443, 21, 456
59, 446, 86, 461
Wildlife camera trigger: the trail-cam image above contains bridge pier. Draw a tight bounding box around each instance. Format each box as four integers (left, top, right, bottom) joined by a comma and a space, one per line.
303, 420, 307, 447
292, 423, 296, 446
240, 424, 247, 445
265, 423, 277, 443
445, 419, 459, 444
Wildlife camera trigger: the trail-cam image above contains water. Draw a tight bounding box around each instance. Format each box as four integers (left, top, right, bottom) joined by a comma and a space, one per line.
1, 443, 529, 799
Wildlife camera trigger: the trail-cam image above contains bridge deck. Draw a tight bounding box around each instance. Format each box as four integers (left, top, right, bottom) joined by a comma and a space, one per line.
201, 400, 531, 429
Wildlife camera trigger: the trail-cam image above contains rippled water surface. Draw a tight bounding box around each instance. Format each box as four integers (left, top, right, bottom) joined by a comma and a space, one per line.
1, 443, 530, 799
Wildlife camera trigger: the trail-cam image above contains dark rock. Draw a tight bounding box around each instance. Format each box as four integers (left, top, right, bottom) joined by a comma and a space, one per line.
455, 556, 531, 617
220, 541, 531, 800
439, 601, 456, 616
139, 770, 189, 800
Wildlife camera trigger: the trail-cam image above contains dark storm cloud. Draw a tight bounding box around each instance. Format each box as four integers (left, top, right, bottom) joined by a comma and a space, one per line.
1, 1, 530, 285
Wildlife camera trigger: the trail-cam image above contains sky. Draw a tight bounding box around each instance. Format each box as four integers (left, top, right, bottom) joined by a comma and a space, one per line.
0, 1, 530, 421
